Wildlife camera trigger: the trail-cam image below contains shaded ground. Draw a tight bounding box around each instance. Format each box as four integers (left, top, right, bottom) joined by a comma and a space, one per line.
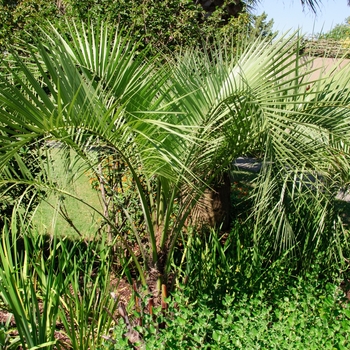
335, 200, 350, 229
0, 308, 14, 325
234, 157, 350, 202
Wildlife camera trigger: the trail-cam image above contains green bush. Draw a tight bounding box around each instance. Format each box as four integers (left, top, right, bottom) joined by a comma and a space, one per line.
104, 276, 350, 349
0, 0, 60, 50
0, 0, 274, 55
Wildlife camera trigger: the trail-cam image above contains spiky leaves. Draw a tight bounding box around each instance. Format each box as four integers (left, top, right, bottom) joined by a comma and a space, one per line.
0, 22, 349, 286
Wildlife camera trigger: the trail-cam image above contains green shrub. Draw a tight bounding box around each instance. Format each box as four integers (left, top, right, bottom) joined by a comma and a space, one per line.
103, 276, 350, 349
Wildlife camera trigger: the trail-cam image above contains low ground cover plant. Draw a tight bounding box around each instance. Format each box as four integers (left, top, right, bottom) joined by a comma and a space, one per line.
103, 226, 350, 349
104, 276, 350, 349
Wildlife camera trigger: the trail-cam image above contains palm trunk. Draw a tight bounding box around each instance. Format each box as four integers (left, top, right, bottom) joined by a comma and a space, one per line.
187, 171, 232, 230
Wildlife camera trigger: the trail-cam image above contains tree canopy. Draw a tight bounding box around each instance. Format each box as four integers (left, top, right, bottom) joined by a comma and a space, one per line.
3, 0, 347, 54
319, 16, 350, 41
1, 0, 276, 54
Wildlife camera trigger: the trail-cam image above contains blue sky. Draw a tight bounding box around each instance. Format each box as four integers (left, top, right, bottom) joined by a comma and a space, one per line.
254, 0, 350, 36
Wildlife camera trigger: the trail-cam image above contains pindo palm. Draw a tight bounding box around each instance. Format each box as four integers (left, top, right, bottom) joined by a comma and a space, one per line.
0, 20, 349, 296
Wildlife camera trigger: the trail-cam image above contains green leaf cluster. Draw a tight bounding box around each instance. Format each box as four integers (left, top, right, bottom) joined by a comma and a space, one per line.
319, 16, 350, 41
105, 275, 350, 349
0, 0, 275, 55
1, 20, 350, 288
0, 221, 118, 349
0, 0, 60, 50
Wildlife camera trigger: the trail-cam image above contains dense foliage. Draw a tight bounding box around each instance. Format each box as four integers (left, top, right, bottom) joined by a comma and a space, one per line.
105, 277, 350, 349
1, 17, 350, 282
0, 0, 274, 54
1, 0, 349, 54
0, 0, 60, 49
0, 11, 350, 349
0, 219, 349, 348
317, 16, 350, 52
319, 16, 350, 41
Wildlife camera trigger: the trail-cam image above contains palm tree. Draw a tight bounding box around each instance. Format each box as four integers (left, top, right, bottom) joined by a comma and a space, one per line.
0, 21, 349, 294
304, 0, 350, 11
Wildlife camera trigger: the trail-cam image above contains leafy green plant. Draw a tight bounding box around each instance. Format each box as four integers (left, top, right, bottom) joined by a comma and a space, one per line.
0, 0, 60, 51
104, 266, 350, 349
318, 17, 350, 41
0, 215, 123, 349
1, 19, 350, 298
0, 0, 276, 57
87, 153, 149, 243
57, 235, 119, 349
0, 221, 61, 349
0, 314, 20, 350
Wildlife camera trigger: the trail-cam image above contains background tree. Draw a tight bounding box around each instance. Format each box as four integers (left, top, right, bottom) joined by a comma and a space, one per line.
318, 16, 350, 40
3, 0, 344, 54
318, 16, 350, 51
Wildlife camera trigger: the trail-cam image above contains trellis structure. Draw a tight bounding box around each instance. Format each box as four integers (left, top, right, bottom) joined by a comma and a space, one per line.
303, 38, 350, 58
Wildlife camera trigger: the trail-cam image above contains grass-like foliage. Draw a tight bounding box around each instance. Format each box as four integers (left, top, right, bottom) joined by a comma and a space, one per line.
0, 215, 118, 349
0, 211, 349, 348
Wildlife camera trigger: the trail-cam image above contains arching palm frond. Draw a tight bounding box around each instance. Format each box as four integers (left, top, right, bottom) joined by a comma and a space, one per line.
0, 21, 349, 285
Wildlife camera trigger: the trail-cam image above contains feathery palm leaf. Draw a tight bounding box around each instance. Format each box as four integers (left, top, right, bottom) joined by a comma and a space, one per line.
0, 22, 349, 286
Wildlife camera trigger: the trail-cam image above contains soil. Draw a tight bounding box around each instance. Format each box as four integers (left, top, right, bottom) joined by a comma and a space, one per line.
0, 308, 14, 325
